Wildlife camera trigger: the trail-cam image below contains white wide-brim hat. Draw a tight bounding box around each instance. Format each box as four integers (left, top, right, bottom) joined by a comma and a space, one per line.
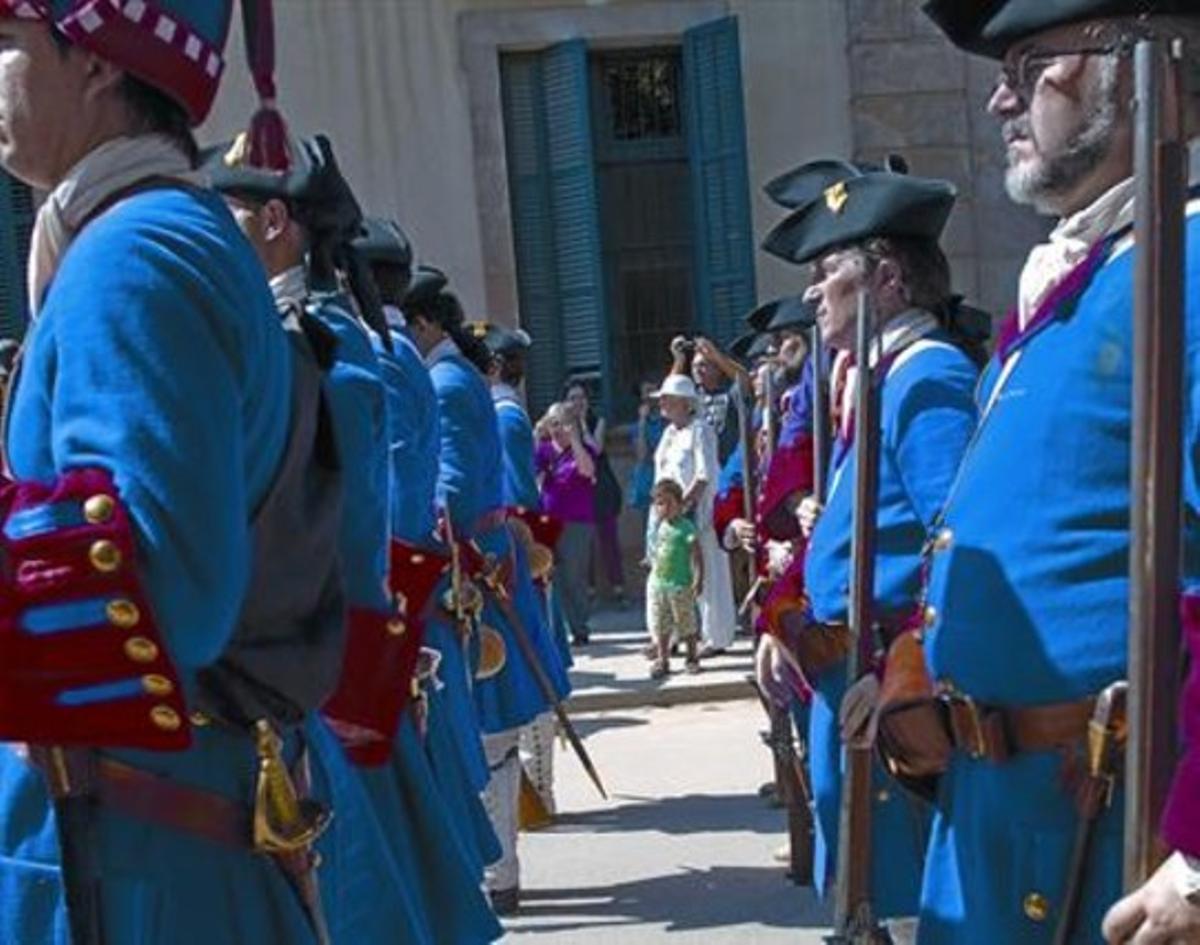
652, 374, 699, 401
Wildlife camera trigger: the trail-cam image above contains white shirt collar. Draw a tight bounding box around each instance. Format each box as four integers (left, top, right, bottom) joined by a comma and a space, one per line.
424, 335, 460, 368
491, 381, 522, 405
269, 265, 308, 311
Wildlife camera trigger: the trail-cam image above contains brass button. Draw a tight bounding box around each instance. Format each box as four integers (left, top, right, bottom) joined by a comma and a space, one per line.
410, 553, 425, 565
1023, 892, 1050, 922
876, 789, 890, 803
189, 711, 212, 727
107, 599, 140, 628
924, 605, 938, 629
124, 636, 159, 664
150, 705, 182, 732
387, 618, 406, 638
83, 494, 115, 524
933, 528, 953, 552
88, 539, 122, 573
141, 674, 174, 697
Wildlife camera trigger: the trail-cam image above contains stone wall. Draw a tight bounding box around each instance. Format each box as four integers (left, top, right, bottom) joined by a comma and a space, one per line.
845, 0, 1050, 319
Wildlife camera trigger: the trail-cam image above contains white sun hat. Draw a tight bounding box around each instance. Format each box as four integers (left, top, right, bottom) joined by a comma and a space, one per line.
652, 374, 699, 401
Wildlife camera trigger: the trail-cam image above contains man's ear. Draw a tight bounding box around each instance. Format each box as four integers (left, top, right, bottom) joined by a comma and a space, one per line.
81, 53, 126, 106
261, 199, 292, 242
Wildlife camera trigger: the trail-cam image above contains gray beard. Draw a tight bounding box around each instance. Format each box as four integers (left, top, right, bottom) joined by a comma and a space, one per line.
1004, 69, 1120, 214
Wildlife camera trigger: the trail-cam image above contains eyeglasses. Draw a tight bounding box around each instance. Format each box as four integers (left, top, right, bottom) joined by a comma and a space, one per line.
994, 38, 1136, 103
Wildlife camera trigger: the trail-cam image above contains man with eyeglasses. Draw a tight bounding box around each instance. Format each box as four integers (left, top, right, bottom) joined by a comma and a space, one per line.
917, 3, 1200, 943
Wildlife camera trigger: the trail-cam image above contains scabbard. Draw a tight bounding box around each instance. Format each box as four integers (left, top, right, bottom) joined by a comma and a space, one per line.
33, 747, 106, 945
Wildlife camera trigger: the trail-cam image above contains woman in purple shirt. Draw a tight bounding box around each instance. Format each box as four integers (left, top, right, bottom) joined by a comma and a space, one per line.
536, 402, 597, 644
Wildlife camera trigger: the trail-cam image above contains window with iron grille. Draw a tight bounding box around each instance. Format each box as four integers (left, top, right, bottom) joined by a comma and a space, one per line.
598, 51, 683, 143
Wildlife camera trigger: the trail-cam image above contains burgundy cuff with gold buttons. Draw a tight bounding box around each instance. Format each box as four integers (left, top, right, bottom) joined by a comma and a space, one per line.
0, 467, 190, 750
322, 540, 449, 766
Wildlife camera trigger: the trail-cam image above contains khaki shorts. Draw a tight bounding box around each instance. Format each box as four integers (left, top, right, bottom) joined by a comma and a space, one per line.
648, 583, 699, 642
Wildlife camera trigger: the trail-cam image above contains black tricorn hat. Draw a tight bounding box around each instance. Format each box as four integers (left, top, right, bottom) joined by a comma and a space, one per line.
353, 218, 413, 270
468, 321, 533, 357
206, 133, 362, 239
761, 161, 956, 266
764, 155, 909, 210
730, 331, 774, 362
404, 265, 450, 309
745, 295, 817, 333
922, 0, 1197, 59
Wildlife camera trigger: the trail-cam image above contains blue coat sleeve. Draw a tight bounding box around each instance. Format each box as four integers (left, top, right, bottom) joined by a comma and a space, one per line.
34, 197, 292, 670
885, 349, 978, 530
496, 403, 539, 509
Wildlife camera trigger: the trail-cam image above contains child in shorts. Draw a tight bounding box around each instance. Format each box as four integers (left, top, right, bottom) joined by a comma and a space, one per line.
647, 479, 704, 678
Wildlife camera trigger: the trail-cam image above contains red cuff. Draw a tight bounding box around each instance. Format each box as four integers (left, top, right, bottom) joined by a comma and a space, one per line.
0, 468, 190, 750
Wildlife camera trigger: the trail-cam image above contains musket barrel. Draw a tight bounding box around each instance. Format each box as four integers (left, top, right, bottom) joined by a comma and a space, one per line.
1125, 37, 1188, 889
831, 291, 883, 935
812, 326, 830, 506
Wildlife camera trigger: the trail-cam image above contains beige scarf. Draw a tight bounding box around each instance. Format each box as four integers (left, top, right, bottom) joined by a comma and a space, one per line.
27, 134, 200, 317
1017, 178, 1135, 330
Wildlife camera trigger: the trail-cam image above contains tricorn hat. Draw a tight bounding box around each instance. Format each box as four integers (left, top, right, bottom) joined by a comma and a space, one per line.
469, 322, 533, 358
354, 218, 413, 270
729, 331, 774, 363
404, 266, 450, 310
922, 0, 1198, 59
762, 160, 956, 266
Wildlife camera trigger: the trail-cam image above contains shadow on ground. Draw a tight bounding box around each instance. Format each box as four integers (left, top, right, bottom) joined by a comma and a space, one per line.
551, 791, 786, 837
506, 865, 831, 935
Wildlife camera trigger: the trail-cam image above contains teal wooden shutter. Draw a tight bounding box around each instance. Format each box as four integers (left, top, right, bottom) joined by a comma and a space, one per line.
683, 16, 756, 346
501, 53, 563, 416
542, 39, 610, 410
502, 40, 610, 415
0, 170, 33, 340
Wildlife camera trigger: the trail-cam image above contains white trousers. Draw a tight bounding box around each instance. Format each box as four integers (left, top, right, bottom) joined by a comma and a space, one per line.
481, 730, 521, 891
518, 711, 557, 815
886, 917, 918, 945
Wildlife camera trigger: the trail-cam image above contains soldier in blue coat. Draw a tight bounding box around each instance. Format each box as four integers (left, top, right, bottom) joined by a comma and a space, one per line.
479, 323, 567, 819
916, 4, 1200, 943
0, 3, 349, 942
405, 279, 569, 914
211, 141, 500, 943
354, 221, 504, 893
762, 161, 984, 944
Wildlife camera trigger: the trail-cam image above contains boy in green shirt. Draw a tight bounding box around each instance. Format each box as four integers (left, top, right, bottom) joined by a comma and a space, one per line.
647, 479, 704, 678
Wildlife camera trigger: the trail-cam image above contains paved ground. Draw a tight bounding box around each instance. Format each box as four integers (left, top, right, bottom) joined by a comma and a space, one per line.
504, 609, 833, 944
565, 607, 757, 713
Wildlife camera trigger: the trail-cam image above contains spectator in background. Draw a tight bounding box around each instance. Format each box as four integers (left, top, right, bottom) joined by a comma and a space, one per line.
652, 373, 737, 657
629, 378, 666, 547
671, 335, 744, 464
564, 379, 627, 608
536, 401, 597, 645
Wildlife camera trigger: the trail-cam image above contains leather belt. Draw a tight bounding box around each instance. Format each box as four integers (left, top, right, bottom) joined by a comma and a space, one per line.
941, 692, 1096, 764
96, 757, 251, 849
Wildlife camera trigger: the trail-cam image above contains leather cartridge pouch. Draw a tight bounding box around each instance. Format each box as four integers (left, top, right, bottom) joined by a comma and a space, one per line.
784, 615, 852, 681
875, 632, 951, 801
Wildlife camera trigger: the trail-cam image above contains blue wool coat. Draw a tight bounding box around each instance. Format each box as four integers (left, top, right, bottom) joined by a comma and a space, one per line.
428, 346, 566, 733
308, 306, 501, 944
494, 387, 540, 510
803, 327, 978, 918
917, 207, 1200, 945
375, 330, 503, 896
0, 186, 313, 944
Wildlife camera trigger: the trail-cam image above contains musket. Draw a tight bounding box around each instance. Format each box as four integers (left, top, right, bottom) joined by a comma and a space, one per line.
473, 542, 608, 800
811, 325, 830, 507
1124, 36, 1187, 889
736, 370, 815, 886
827, 291, 889, 944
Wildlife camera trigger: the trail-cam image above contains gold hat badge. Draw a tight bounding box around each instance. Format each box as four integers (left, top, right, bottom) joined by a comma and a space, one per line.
824, 180, 849, 215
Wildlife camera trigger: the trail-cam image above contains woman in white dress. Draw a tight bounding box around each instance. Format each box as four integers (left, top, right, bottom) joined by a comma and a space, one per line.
650, 374, 738, 656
